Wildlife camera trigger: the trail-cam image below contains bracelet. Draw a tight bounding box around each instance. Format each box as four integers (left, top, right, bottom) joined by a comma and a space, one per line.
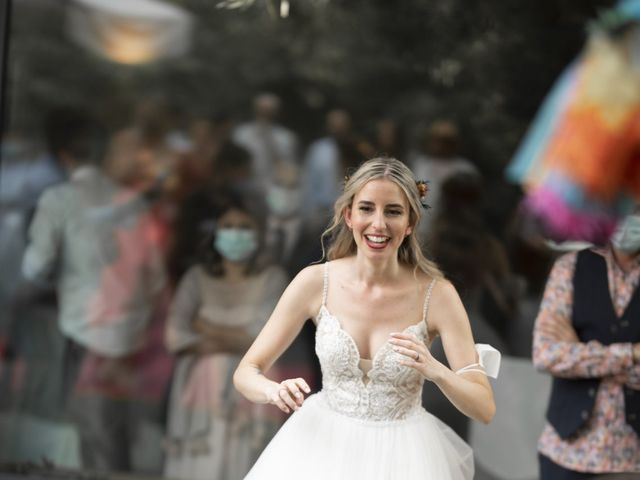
455, 363, 487, 376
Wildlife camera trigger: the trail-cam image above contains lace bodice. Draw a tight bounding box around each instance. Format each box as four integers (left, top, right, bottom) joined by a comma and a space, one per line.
314, 263, 434, 421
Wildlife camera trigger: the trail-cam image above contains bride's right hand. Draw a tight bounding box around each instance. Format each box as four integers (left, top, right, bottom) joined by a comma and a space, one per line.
265, 378, 311, 414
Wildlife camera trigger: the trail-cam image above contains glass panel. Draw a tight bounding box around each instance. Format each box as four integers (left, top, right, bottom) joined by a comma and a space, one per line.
0, 1, 612, 478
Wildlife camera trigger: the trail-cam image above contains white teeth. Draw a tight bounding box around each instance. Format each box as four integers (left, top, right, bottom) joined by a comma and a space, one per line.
365, 235, 389, 243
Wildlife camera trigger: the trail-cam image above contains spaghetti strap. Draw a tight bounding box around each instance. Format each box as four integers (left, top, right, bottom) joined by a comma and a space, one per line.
421, 279, 436, 326
322, 262, 329, 307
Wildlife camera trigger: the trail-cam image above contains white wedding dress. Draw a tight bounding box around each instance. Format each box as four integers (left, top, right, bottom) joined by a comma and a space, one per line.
245, 263, 498, 479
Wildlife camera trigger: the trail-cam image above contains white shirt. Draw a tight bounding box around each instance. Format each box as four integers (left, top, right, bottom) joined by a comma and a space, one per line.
302, 137, 341, 217
232, 122, 299, 186
22, 166, 166, 356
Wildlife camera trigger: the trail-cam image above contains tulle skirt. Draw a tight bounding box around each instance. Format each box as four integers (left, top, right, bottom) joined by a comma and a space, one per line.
244, 392, 474, 479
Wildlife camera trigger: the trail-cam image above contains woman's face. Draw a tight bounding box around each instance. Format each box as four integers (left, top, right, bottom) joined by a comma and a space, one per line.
344, 179, 413, 258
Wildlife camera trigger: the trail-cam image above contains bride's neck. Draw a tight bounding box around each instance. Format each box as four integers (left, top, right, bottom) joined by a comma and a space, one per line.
352, 254, 402, 287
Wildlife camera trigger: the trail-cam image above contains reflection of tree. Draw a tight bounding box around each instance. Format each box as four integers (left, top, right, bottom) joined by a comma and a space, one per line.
9, 0, 612, 174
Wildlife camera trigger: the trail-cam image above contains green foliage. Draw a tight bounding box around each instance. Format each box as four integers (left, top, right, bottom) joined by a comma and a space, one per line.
7, 0, 613, 173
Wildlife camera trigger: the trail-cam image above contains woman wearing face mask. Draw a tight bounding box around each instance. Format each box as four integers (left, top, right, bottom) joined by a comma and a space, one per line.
163, 194, 288, 480
533, 210, 640, 479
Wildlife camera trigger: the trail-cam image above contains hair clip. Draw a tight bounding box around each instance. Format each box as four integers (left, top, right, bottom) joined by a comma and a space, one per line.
416, 180, 430, 209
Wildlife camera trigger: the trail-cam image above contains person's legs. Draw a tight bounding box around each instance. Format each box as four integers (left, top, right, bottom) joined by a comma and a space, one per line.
67, 393, 130, 472
128, 399, 164, 474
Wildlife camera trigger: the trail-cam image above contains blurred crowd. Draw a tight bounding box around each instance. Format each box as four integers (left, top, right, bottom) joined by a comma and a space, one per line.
0, 91, 572, 479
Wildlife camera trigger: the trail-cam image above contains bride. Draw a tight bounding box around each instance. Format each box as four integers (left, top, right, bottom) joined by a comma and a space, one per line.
234, 157, 500, 479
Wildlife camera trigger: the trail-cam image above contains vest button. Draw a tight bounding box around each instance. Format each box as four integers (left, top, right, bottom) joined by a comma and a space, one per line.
629, 413, 637, 421
628, 390, 635, 397
611, 325, 618, 333
588, 388, 596, 397
581, 410, 589, 420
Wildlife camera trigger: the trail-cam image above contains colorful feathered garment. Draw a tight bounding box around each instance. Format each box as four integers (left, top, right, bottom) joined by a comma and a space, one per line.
508, 7, 640, 244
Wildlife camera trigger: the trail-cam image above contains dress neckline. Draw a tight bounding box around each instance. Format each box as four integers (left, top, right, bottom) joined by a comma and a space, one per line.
316, 304, 426, 365
318, 261, 433, 383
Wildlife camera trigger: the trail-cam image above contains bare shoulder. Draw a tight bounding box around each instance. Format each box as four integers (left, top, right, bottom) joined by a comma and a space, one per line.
432, 278, 460, 304
291, 263, 325, 291
288, 263, 326, 317
428, 278, 468, 333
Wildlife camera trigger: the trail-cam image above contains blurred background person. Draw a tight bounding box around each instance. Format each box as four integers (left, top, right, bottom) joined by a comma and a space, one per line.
164, 193, 288, 480
423, 171, 515, 441
0, 115, 68, 357
302, 108, 368, 226
264, 161, 322, 391
409, 120, 477, 241
105, 96, 185, 267
504, 204, 557, 358
233, 93, 299, 194
0, 122, 65, 211
106, 96, 179, 194
20, 108, 170, 473
533, 210, 640, 478
371, 117, 405, 160
168, 129, 252, 285
265, 161, 321, 277
0, 109, 80, 431
429, 172, 518, 345
176, 112, 250, 201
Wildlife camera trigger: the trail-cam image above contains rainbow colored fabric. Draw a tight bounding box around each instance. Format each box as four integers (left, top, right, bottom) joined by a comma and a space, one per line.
507, 31, 640, 244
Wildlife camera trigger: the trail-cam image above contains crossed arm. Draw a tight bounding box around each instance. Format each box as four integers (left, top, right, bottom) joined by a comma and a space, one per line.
166, 268, 263, 356
532, 253, 640, 388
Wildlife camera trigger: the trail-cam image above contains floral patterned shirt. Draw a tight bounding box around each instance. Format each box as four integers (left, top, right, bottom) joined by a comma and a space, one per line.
533, 247, 640, 473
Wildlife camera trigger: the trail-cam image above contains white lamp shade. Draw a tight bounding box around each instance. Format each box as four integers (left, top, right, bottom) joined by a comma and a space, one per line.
67, 0, 193, 65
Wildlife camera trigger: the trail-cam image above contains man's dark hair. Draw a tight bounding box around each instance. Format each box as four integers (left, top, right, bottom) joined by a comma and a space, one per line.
44, 107, 101, 164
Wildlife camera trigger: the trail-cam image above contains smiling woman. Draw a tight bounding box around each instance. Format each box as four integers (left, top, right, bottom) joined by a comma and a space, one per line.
233, 157, 501, 479
345, 179, 413, 254
323, 157, 440, 278
0, 0, 614, 476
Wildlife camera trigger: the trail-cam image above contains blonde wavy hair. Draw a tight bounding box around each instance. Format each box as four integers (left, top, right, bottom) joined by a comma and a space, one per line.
322, 157, 443, 279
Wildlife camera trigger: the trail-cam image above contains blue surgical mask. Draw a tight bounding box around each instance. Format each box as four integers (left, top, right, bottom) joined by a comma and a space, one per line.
611, 214, 640, 253
214, 228, 258, 262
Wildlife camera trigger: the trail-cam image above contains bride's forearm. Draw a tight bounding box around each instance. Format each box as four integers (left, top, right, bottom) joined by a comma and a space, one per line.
233, 363, 280, 404
432, 367, 495, 424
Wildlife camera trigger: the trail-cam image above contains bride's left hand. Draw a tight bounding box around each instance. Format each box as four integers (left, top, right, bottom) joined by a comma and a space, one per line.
389, 332, 445, 382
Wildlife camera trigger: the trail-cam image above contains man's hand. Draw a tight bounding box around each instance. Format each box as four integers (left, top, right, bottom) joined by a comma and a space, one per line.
538, 319, 579, 343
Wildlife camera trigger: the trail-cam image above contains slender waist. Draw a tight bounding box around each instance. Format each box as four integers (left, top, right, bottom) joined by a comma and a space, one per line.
311, 390, 425, 426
